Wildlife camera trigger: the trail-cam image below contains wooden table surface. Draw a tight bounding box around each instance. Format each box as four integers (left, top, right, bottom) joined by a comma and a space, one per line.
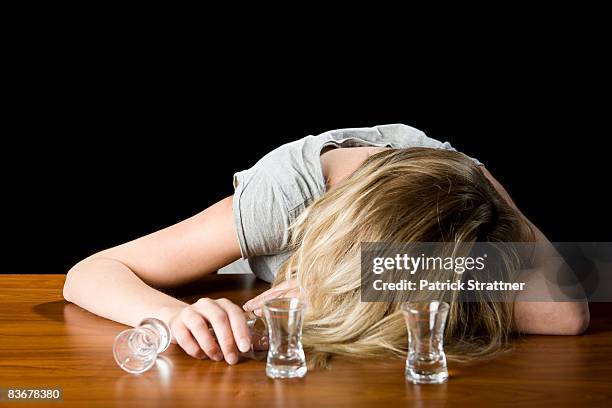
0, 274, 611, 407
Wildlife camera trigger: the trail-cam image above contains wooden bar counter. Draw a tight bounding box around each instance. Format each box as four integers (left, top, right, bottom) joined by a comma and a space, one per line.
0, 274, 611, 407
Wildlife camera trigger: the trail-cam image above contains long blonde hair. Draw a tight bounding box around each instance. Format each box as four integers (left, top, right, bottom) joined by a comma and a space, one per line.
273, 147, 533, 367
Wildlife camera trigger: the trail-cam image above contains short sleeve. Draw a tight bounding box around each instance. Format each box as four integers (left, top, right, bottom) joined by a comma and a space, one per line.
232, 164, 292, 259
232, 132, 331, 261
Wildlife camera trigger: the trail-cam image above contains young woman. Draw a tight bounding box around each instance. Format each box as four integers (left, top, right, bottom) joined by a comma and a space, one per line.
63, 124, 589, 366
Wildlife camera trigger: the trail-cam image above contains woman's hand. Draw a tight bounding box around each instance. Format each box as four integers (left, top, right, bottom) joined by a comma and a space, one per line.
242, 278, 302, 316
168, 298, 252, 365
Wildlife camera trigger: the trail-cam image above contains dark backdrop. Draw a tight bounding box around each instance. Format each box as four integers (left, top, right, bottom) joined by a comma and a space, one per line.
4, 44, 611, 274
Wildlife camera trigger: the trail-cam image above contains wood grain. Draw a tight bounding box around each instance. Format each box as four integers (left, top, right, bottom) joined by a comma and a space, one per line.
0, 274, 611, 407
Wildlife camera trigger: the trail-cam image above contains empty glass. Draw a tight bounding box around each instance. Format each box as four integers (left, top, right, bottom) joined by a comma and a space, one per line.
113, 317, 171, 374
263, 298, 307, 379
402, 301, 450, 384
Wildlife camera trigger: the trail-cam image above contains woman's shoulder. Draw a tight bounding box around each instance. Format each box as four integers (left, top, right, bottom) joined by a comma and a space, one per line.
320, 146, 389, 190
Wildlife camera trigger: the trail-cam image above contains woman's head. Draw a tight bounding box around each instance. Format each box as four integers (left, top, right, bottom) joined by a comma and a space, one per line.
273, 147, 532, 367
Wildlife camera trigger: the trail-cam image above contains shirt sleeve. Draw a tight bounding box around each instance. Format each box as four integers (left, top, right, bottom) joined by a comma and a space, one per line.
231, 136, 326, 259
232, 162, 292, 259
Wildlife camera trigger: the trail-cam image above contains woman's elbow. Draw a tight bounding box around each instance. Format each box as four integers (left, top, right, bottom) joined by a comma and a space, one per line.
563, 303, 590, 335
515, 301, 590, 335
549, 302, 590, 335
63, 260, 87, 303
62, 266, 77, 303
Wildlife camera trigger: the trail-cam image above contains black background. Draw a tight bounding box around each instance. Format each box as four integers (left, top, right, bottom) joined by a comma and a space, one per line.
3, 28, 611, 274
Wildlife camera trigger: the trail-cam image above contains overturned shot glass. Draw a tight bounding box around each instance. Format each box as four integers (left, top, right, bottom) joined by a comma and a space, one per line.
113, 314, 269, 374
263, 298, 307, 379
113, 317, 171, 374
402, 301, 450, 384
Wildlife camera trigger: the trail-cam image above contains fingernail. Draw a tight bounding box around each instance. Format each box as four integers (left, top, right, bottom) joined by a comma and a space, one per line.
238, 338, 251, 353
242, 303, 251, 311
226, 352, 239, 365
213, 353, 223, 361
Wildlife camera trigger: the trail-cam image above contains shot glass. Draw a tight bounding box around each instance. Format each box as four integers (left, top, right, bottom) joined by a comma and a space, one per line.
263, 298, 307, 379
402, 301, 450, 384
113, 317, 171, 374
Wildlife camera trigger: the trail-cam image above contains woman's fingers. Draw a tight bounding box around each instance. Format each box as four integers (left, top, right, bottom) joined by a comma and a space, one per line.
253, 287, 302, 316
180, 308, 222, 361
242, 289, 278, 310
171, 297, 257, 364
216, 298, 252, 353
171, 320, 206, 359
243, 288, 290, 313
243, 279, 298, 311
193, 298, 240, 365
246, 278, 296, 303
271, 278, 296, 291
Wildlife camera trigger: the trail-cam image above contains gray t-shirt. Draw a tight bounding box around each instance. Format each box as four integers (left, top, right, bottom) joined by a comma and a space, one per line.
231, 123, 481, 282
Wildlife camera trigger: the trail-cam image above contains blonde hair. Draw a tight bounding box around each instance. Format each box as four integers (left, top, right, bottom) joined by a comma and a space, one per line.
273, 147, 533, 367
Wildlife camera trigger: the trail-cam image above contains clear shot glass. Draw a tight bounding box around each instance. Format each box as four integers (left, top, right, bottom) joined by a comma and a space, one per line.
402, 301, 450, 384
262, 298, 307, 379
113, 317, 171, 374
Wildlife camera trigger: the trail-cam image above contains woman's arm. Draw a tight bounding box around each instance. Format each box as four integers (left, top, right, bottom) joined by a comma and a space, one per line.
480, 167, 590, 335
63, 196, 253, 364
